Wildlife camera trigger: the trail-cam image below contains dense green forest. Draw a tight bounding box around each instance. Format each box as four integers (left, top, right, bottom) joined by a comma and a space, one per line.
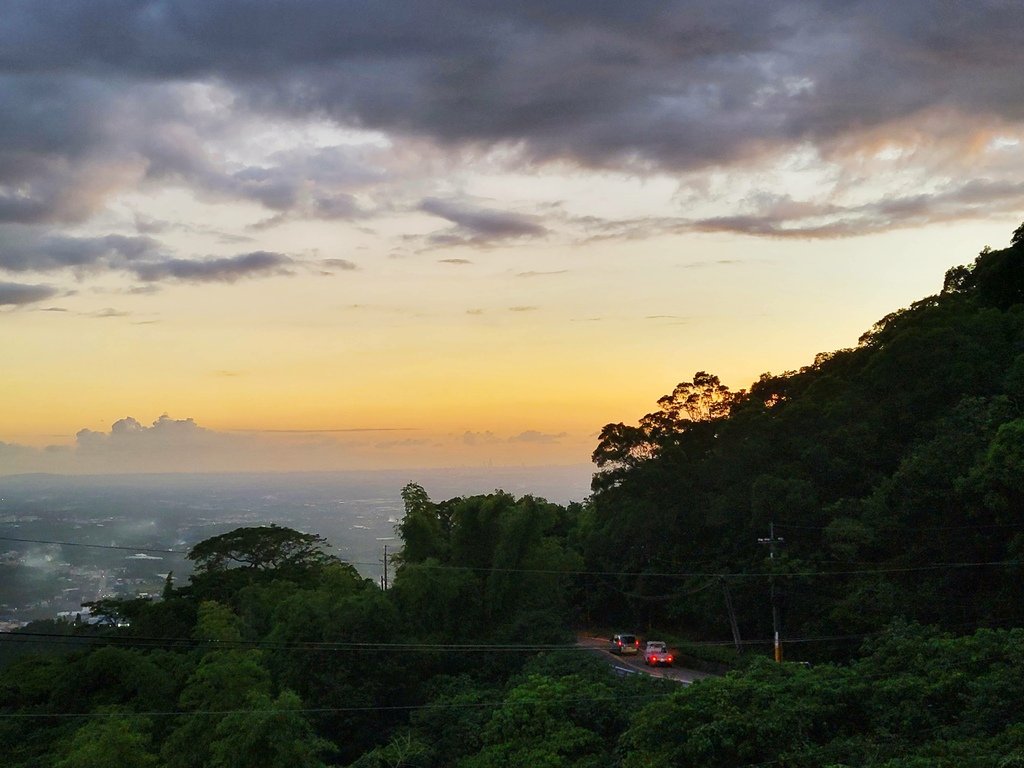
585, 224, 1024, 651
4, 229, 1024, 765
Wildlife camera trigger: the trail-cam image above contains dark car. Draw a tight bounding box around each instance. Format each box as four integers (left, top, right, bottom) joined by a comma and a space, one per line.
610, 633, 640, 655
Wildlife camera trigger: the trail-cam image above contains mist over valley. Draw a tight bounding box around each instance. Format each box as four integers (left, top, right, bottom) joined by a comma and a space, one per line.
0, 466, 591, 624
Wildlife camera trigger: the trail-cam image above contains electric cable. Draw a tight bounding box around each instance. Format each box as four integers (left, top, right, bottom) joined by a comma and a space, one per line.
0, 690, 675, 719
3, 614, 1020, 653
3, 534, 1022, 579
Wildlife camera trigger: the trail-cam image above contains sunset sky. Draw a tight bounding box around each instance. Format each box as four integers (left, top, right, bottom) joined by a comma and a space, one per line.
2, 1, 1023, 474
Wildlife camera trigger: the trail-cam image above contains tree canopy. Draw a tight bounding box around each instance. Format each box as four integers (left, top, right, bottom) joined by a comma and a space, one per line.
187, 525, 336, 574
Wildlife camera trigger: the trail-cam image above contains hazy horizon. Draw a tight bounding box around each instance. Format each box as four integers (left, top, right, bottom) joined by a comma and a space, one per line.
0, 464, 594, 504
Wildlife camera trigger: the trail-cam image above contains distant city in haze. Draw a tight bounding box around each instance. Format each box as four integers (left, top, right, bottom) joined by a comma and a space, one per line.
0, 466, 592, 626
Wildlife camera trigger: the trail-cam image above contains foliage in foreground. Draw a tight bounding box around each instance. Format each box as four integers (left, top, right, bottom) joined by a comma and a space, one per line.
622, 625, 1024, 768
7, 583, 1024, 768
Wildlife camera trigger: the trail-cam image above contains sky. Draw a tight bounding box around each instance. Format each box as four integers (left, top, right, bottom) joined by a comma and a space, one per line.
1, 0, 1023, 475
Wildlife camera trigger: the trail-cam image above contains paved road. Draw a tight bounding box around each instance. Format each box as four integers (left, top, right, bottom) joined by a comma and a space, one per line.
576, 634, 715, 685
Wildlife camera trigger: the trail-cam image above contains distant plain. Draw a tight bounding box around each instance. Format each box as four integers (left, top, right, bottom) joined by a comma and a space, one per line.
0, 465, 592, 621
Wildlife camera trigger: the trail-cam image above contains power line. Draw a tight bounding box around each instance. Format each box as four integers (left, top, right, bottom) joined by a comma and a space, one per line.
1, 535, 1022, 580
0, 691, 674, 720
4, 615, 1020, 653
366, 559, 1024, 580
0, 630, 804, 653
6, 622, 1024, 722
0, 631, 589, 652
774, 521, 1024, 532
0, 534, 381, 569
0, 536, 186, 554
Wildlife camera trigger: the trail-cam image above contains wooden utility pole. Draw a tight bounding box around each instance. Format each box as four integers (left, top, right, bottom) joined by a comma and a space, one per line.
380, 544, 390, 590
758, 522, 784, 662
721, 576, 742, 653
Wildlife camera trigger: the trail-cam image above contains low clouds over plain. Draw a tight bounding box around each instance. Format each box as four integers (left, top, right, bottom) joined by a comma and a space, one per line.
0, 416, 586, 474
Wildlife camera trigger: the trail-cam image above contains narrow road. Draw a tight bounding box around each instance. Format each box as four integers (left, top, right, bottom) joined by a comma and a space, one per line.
576, 634, 716, 685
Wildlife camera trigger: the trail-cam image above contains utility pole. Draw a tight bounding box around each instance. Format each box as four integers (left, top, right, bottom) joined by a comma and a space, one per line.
758, 522, 784, 662
377, 536, 396, 591
721, 576, 742, 654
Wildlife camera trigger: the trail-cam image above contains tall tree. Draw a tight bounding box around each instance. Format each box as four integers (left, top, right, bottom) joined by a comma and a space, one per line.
188, 525, 336, 574
396, 483, 450, 565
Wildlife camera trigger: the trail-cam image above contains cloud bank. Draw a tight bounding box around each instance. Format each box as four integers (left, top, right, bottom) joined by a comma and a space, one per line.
2, 1, 1024, 303
6, 1, 1023, 169
0, 281, 57, 306
0, 416, 585, 474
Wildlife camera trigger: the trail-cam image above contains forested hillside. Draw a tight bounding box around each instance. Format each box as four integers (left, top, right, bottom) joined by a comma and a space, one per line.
4, 229, 1024, 766
583, 227, 1024, 654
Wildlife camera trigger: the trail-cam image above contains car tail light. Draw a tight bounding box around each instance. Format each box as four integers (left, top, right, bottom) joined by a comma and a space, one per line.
667, 656, 673, 662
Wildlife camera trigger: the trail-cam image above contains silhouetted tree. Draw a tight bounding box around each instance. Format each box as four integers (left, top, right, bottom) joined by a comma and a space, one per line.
187, 525, 335, 574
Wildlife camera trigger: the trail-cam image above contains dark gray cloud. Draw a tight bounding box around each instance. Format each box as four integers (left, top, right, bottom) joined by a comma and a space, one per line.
0, 75, 133, 224
691, 179, 1024, 239
321, 258, 358, 271
131, 251, 292, 283
0, 280, 57, 306
421, 197, 547, 246
0, 228, 292, 284
564, 173, 1024, 242
1, 1, 1023, 241
0, 229, 164, 272
6, 2, 1024, 165
0, 75, 383, 229
0, 3, 799, 173
216, 147, 377, 221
